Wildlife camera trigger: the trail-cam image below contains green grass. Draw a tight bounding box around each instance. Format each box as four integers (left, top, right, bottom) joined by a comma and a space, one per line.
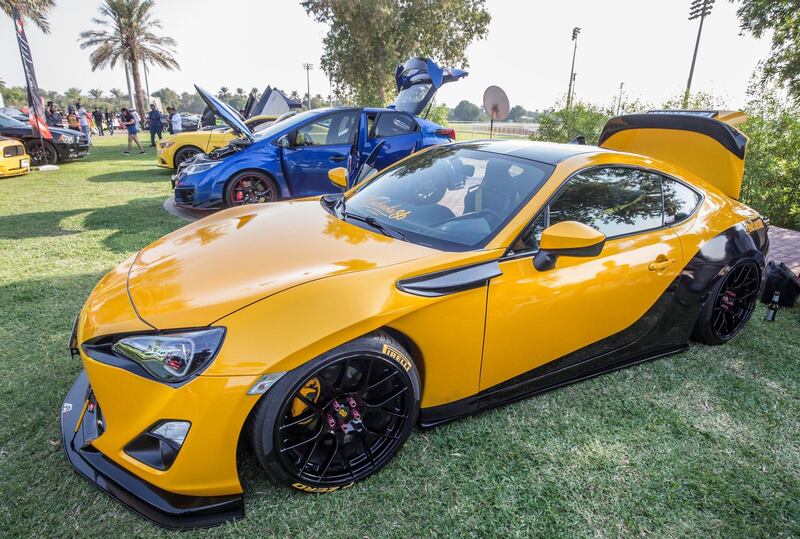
1, 136, 798, 538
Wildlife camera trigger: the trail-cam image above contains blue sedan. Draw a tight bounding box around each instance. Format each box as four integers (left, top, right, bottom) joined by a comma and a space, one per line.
172, 58, 466, 208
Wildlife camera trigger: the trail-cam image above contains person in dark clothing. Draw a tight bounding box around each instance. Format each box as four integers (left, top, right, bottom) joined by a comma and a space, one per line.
147, 103, 163, 146
201, 106, 216, 127
45, 102, 63, 128
104, 108, 114, 135
92, 107, 105, 136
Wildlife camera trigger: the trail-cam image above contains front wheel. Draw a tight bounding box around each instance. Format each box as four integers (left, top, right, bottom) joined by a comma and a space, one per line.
224, 171, 278, 207
25, 140, 58, 166
692, 259, 761, 345
249, 332, 420, 492
173, 146, 201, 168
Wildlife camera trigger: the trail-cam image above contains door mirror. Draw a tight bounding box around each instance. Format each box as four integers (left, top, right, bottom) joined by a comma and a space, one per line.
276, 134, 291, 148
533, 221, 605, 271
328, 167, 348, 189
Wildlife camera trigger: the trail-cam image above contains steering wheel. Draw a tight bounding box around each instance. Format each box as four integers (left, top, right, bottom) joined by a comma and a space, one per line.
475, 208, 504, 228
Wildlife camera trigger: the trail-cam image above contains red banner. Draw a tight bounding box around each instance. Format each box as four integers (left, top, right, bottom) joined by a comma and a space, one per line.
13, 8, 53, 140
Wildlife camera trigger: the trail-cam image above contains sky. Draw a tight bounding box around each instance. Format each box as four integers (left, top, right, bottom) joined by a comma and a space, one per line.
0, 0, 773, 111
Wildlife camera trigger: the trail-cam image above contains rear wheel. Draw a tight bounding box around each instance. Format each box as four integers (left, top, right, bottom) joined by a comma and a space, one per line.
25, 140, 58, 166
224, 171, 278, 207
249, 332, 420, 491
693, 260, 760, 345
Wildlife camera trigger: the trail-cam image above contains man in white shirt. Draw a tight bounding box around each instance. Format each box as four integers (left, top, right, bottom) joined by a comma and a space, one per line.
171, 108, 183, 134
76, 102, 91, 144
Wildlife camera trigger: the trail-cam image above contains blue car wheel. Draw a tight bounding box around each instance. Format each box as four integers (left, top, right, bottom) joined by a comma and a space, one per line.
224, 170, 278, 207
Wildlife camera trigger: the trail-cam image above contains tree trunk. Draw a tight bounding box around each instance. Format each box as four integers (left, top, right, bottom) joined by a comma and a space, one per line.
129, 58, 146, 116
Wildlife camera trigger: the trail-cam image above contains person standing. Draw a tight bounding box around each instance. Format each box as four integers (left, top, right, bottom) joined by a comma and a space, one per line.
147, 103, 163, 147
104, 108, 114, 135
66, 106, 80, 130
171, 107, 182, 135
92, 107, 105, 136
76, 102, 91, 144
45, 102, 63, 128
120, 107, 145, 155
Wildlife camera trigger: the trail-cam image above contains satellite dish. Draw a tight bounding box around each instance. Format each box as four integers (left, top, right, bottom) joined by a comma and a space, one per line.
483, 85, 510, 138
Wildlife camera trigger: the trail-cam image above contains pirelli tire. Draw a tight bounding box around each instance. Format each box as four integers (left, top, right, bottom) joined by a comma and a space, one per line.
249, 331, 421, 492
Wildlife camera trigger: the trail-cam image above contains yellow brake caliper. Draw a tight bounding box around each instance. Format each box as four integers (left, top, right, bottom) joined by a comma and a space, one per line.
291, 377, 321, 423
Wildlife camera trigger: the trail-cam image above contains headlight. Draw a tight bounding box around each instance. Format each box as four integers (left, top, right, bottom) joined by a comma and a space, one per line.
112, 328, 225, 382
58, 134, 75, 144
159, 141, 175, 149
183, 160, 221, 175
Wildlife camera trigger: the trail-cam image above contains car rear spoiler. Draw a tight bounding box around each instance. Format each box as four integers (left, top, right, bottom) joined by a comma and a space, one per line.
598, 110, 748, 199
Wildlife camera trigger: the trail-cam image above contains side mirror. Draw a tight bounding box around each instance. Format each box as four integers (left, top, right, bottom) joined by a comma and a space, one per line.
276, 134, 291, 148
533, 221, 605, 271
328, 167, 348, 189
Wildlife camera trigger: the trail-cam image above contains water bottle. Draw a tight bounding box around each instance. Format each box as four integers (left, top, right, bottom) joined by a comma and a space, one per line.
764, 291, 780, 322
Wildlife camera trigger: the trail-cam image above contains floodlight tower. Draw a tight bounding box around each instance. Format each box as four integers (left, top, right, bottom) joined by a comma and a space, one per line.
302, 63, 313, 109
683, 0, 714, 108
566, 26, 580, 110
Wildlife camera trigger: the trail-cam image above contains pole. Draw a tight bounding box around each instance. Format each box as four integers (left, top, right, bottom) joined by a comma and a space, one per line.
616, 82, 624, 115
683, 0, 713, 108
302, 63, 313, 110
569, 73, 577, 106
566, 27, 580, 109
142, 60, 151, 105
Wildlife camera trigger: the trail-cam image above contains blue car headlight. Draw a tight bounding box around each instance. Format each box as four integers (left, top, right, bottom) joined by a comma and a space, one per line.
182, 160, 222, 175
111, 328, 225, 382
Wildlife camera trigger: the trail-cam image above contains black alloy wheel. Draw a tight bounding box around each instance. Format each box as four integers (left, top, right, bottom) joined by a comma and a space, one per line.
250, 333, 420, 491
25, 140, 58, 166
225, 172, 276, 206
173, 146, 200, 168
694, 260, 760, 344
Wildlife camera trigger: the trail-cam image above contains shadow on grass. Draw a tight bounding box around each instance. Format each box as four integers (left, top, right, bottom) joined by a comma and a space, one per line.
87, 169, 170, 183
0, 196, 181, 252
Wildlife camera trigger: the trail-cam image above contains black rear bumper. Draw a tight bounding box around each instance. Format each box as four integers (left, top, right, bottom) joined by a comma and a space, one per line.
60, 370, 244, 529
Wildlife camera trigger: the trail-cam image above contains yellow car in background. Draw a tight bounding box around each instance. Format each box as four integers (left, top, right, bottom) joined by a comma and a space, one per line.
156, 115, 278, 169
0, 136, 30, 177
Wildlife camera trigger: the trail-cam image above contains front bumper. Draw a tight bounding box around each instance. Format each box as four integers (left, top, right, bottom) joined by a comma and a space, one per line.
58, 141, 90, 161
60, 370, 244, 529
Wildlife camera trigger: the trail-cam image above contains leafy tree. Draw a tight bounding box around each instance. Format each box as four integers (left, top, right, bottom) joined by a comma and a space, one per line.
80, 0, 179, 115
88, 88, 104, 102
531, 100, 614, 145
235, 87, 244, 97
739, 78, 800, 229
64, 87, 83, 103
250, 87, 259, 97
109, 87, 125, 107
451, 99, 481, 121
732, 0, 800, 101
661, 90, 725, 110
218, 86, 230, 99
425, 102, 449, 127
1, 0, 55, 33
152, 87, 179, 107
302, 0, 490, 106
506, 104, 528, 122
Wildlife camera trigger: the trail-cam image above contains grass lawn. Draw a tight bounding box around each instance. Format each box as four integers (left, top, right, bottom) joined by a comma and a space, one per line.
1, 135, 798, 538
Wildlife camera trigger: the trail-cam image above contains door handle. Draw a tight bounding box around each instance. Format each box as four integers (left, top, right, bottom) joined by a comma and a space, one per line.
648, 255, 675, 272
329, 155, 347, 162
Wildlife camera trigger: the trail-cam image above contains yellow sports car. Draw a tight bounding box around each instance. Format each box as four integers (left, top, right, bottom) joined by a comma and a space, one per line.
0, 136, 30, 177
156, 114, 278, 169
62, 110, 768, 528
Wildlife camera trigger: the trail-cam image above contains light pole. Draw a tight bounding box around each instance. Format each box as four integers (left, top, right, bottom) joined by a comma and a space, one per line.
566, 26, 580, 109
616, 82, 624, 115
302, 63, 313, 110
683, 0, 714, 108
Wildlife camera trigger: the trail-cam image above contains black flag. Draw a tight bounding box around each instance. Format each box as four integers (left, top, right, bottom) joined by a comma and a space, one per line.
13, 8, 53, 140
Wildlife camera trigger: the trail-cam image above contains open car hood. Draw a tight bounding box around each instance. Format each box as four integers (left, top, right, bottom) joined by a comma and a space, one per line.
195, 84, 254, 141
390, 58, 468, 116
246, 86, 302, 119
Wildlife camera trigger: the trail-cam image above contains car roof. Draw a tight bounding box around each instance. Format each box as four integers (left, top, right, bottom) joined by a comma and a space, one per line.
455, 139, 606, 165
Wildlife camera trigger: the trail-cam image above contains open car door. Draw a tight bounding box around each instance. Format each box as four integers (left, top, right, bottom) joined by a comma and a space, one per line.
247, 86, 302, 119
598, 110, 748, 199
390, 58, 468, 116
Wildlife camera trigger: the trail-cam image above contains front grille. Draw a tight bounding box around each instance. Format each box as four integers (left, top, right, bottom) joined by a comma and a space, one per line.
174, 187, 195, 205
3, 145, 23, 158
78, 135, 89, 145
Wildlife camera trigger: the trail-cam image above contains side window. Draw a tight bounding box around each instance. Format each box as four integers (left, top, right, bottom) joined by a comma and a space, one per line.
663, 177, 701, 224
373, 112, 415, 138
511, 167, 665, 254
295, 111, 359, 146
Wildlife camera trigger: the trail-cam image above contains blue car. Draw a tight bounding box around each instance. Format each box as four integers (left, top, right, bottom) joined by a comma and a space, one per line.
172, 58, 467, 208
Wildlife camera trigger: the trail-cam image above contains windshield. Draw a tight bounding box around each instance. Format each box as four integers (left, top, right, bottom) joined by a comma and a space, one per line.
344, 146, 554, 251
0, 113, 25, 128
253, 109, 332, 141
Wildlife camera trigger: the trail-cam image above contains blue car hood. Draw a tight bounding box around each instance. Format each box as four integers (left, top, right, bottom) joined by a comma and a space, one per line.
195, 84, 254, 142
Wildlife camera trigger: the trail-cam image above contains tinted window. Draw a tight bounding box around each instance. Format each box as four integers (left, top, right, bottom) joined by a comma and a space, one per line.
549, 167, 662, 237
663, 177, 701, 224
345, 147, 554, 250
373, 112, 415, 137
295, 111, 359, 146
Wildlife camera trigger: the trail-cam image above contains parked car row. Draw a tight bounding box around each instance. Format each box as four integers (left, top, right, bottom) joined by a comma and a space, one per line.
0, 112, 89, 167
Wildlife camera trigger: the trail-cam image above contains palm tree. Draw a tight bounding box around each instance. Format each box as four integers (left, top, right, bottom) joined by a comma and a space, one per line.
79, 0, 179, 115
65, 87, 83, 103
88, 88, 103, 103
109, 87, 124, 107
235, 87, 244, 97
1, 0, 56, 33
218, 86, 230, 100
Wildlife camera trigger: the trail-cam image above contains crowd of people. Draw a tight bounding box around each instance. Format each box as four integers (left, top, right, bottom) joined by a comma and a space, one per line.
44, 102, 185, 156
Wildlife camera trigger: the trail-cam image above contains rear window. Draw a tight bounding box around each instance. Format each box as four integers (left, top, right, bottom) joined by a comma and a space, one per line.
663, 177, 701, 224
